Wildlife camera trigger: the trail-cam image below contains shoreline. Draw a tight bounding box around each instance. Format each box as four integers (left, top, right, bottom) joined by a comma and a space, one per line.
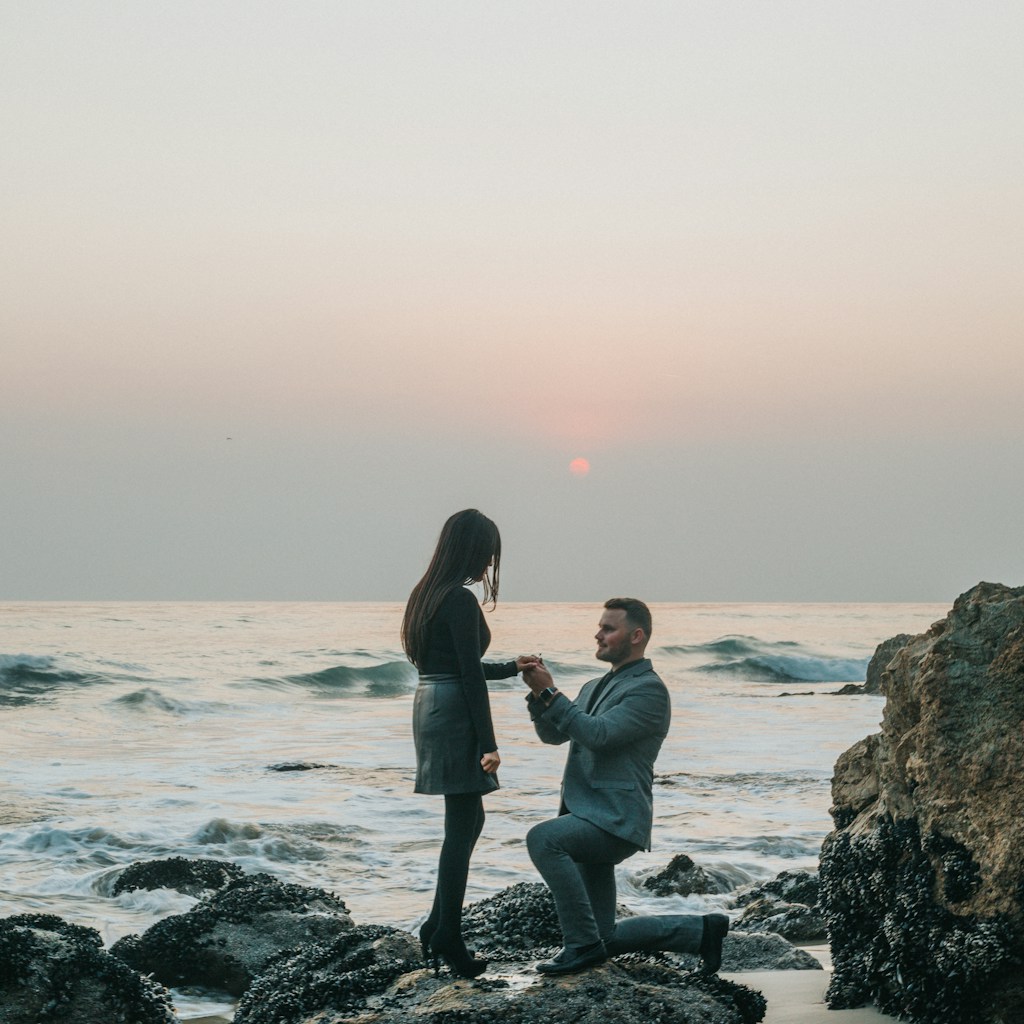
724, 969, 893, 1024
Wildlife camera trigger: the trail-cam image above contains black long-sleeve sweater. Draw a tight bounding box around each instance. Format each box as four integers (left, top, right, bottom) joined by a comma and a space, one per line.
418, 586, 517, 753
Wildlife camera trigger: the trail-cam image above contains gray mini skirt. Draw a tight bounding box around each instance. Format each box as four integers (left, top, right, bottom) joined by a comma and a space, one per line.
412, 674, 499, 796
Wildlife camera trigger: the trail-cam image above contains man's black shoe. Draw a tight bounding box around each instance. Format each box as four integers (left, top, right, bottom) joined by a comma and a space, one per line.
536, 940, 607, 975
699, 913, 729, 974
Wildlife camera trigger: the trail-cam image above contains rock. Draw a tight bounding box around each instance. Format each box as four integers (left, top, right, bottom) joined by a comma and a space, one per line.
110, 872, 354, 996
461, 882, 564, 953
864, 633, 913, 694
641, 853, 731, 896
734, 869, 819, 909
716, 930, 822, 971
111, 856, 246, 898
821, 582, 1024, 1023
733, 870, 825, 943
829, 734, 881, 828
241, 958, 767, 1024
233, 924, 420, 1024
266, 762, 333, 772
832, 633, 913, 695
734, 900, 827, 943
0, 913, 177, 1024
460, 880, 817, 973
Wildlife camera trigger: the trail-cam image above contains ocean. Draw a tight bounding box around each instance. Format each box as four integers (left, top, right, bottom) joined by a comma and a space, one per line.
0, 600, 945, 1019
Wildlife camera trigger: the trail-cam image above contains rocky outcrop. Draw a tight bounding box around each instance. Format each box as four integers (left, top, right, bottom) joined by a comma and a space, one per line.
734, 900, 826, 944
0, 914, 177, 1024
462, 882, 563, 953
733, 870, 826, 943
716, 931, 821, 971
642, 852, 731, 896
462, 879, 815, 973
111, 856, 245, 898
863, 633, 913, 694
110, 873, 354, 995
240, 957, 767, 1024
233, 924, 421, 1024
821, 582, 1024, 1023
734, 869, 819, 909
834, 632, 913, 695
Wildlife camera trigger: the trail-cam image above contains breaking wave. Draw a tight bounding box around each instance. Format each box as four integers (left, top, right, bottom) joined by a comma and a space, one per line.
660, 635, 867, 682
0, 653, 109, 704
255, 660, 417, 696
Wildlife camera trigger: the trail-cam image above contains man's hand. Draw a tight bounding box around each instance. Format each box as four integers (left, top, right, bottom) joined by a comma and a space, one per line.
481, 751, 501, 774
515, 654, 542, 674
523, 661, 554, 696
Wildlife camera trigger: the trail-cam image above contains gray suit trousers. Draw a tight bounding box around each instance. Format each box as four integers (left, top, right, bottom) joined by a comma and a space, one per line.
526, 813, 703, 954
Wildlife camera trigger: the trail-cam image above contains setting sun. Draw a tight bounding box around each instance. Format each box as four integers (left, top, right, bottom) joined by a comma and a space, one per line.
569, 457, 590, 476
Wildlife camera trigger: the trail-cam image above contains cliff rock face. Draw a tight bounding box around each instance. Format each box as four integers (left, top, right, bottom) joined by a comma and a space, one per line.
863, 632, 913, 694
821, 582, 1024, 1024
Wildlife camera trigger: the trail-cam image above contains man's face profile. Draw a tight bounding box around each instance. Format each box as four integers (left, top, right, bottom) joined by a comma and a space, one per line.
594, 608, 637, 667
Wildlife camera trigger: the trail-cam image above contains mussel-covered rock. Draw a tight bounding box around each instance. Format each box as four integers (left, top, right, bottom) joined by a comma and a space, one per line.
734, 900, 826, 943
734, 869, 819, 909
110, 872, 353, 995
822, 582, 1024, 1023
733, 870, 825, 942
715, 930, 822, 972
241, 958, 766, 1024
233, 924, 419, 1024
641, 852, 731, 896
0, 914, 177, 1024
111, 856, 246, 898
461, 881, 563, 954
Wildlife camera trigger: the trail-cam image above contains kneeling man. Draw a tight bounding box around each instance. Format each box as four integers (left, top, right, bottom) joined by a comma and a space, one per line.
523, 597, 728, 975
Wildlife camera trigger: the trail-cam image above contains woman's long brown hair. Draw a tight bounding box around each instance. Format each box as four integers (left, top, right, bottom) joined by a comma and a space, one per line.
401, 509, 501, 669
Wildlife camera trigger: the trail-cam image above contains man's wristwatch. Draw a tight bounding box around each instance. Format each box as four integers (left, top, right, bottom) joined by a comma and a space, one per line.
539, 686, 559, 706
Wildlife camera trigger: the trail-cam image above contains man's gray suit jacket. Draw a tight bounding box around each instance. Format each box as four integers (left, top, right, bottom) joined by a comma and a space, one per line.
528, 657, 671, 850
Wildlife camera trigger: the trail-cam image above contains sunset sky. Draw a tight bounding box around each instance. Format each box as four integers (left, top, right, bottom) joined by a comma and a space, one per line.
3, 2, 1022, 601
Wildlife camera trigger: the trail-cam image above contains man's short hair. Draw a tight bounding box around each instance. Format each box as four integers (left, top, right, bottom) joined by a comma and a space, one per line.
604, 597, 652, 640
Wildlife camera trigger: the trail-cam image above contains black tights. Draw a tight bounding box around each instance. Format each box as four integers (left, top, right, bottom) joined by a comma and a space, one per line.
422, 793, 486, 950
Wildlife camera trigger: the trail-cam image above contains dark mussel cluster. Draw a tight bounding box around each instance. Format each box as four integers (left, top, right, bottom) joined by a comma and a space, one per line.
821, 815, 1021, 1024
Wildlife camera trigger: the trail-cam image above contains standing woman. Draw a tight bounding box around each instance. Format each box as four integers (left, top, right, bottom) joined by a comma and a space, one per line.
402, 509, 532, 978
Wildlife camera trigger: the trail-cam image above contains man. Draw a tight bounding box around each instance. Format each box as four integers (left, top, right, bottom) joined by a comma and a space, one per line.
523, 597, 728, 975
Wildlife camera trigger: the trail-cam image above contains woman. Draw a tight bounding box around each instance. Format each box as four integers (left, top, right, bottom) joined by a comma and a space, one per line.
401, 509, 533, 978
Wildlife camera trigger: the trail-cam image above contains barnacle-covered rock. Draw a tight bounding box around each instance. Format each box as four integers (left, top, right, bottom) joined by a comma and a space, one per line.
245, 957, 766, 1024
733, 870, 825, 942
733, 869, 819, 909
822, 582, 1024, 1023
715, 930, 822, 971
460, 880, 817, 975
233, 924, 419, 1024
734, 899, 826, 944
0, 914, 177, 1024
641, 852, 731, 896
111, 856, 246, 898
110, 872, 353, 995
461, 881, 564, 954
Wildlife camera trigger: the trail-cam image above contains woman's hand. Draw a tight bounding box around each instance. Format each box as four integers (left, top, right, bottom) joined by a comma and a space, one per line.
480, 751, 501, 774
515, 654, 542, 673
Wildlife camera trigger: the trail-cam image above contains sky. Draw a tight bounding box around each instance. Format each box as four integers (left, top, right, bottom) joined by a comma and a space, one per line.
2, 1, 1022, 602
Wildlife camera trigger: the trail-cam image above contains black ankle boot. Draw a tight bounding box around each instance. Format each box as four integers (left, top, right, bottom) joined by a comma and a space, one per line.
430, 934, 487, 979
699, 913, 729, 974
418, 921, 437, 972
